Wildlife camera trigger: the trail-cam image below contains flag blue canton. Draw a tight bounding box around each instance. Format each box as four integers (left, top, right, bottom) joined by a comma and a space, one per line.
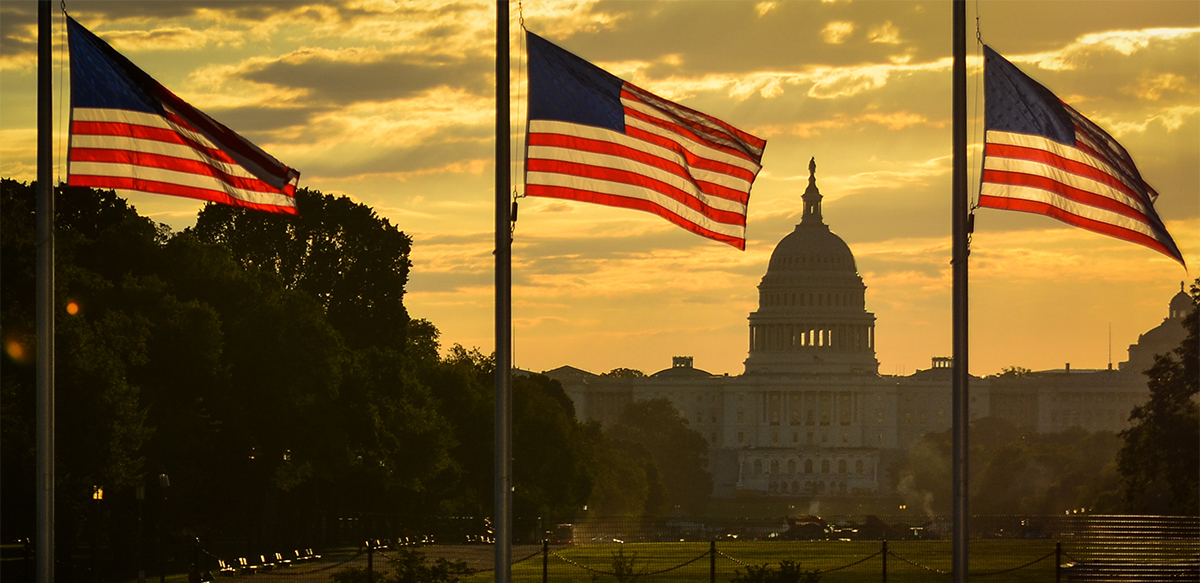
68, 17, 159, 114
984, 47, 1075, 145
526, 32, 624, 133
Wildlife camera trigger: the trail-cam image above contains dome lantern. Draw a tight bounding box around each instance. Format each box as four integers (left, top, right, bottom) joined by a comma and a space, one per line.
801, 157, 824, 225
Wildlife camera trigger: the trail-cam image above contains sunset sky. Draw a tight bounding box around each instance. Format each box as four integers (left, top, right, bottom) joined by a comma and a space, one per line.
2, 0, 1196, 378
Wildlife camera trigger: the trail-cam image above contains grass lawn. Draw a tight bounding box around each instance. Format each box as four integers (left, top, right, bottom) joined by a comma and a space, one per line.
452, 539, 1065, 582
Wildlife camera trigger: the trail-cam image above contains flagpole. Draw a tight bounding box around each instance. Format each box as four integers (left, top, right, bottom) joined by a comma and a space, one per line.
494, 1, 513, 582
951, 0, 970, 582
36, 1, 56, 582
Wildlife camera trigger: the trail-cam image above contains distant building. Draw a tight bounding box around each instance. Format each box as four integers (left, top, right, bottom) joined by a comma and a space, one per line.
542, 161, 1188, 501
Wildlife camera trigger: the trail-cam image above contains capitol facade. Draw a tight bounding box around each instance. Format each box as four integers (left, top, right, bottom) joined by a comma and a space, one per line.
542, 161, 1189, 501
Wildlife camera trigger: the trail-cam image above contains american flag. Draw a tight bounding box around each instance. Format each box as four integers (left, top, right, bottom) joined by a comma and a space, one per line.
524, 32, 766, 250
67, 16, 299, 215
980, 45, 1183, 266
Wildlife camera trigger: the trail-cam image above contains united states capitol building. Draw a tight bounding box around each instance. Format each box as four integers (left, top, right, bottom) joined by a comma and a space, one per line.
541, 162, 1190, 500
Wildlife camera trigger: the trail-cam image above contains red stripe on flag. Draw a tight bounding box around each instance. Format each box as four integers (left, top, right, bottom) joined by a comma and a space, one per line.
978, 194, 1175, 259
624, 126, 758, 188
980, 167, 1152, 223
72, 120, 238, 165
526, 183, 745, 250
623, 104, 761, 168
984, 142, 1140, 202
69, 173, 298, 215
70, 147, 282, 194
151, 86, 297, 186
622, 84, 766, 156
528, 157, 746, 226
530, 131, 752, 204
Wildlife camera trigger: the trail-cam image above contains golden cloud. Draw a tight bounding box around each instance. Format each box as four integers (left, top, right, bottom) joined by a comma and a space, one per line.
821, 21, 855, 44
1015, 27, 1200, 72
1122, 73, 1195, 101
756, 2, 779, 18
1091, 105, 1200, 136
868, 21, 901, 45
752, 111, 940, 139
101, 26, 244, 51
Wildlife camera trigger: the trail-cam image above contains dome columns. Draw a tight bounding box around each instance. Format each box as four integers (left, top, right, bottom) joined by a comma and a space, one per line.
749, 322, 876, 353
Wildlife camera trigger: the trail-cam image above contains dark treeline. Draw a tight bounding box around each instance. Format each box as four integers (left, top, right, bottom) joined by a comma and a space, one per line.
891, 418, 1123, 516
892, 280, 1198, 517
0, 180, 711, 572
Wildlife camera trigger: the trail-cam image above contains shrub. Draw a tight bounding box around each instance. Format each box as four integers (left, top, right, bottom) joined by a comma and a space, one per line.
731, 560, 821, 583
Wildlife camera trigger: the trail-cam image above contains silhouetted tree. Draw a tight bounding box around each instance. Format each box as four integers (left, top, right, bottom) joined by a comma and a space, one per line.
1117, 279, 1199, 515
512, 373, 591, 521
602, 368, 645, 378
608, 398, 712, 514
891, 417, 1122, 515
575, 421, 655, 516
193, 188, 413, 351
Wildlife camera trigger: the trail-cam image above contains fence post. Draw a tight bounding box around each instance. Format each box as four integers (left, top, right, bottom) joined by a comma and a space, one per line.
367, 542, 374, 583
881, 540, 887, 583
710, 540, 717, 583
1055, 541, 1061, 583
542, 539, 549, 583
191, 537, 200, 583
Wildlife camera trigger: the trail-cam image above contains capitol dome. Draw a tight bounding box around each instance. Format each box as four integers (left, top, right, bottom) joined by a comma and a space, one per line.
744, 159, 879, 375
1169, 281, 1192, 319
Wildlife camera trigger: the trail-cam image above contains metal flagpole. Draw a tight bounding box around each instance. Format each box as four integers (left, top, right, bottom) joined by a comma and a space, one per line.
494, 1, 513, 582
36, 1, 56, 582
951, 1, 970, 582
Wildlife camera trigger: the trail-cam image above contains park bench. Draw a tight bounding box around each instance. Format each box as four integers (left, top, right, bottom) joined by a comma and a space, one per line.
257, 554, 275, 572
306, 548, 322, 560
236, 557, 257, 575
217, 559, 237, 575
274, 552, 292, 567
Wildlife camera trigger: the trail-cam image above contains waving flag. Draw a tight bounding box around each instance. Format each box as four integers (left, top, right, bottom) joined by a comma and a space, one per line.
980, 45, 1183, 266
67, 16, 299, 214
524, 32, 766, 250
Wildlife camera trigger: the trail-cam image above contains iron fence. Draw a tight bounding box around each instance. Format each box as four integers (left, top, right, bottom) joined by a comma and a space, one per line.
3, 515, 1195, 582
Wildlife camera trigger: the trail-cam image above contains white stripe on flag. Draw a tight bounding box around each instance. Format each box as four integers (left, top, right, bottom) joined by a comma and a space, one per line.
70, 134, 265, 182
982, 153, 1145, 214
623, 84, 765, 160
74, 107, 222, 153
69, 161, 296, 207
526, 170, 747, 239
985, 130, 1142, 197
622, 97, 764, 174
534, 120, 754, 194
528, 143, 747, 215
979, 181, 1165, 241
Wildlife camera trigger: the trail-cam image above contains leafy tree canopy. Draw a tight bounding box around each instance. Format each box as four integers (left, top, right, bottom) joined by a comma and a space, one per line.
193, 188, 413, 351
891, 417, 1122, 516
602, 368, 646, 378
1117, 277, 1199, 515
608, 398, 713, 514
